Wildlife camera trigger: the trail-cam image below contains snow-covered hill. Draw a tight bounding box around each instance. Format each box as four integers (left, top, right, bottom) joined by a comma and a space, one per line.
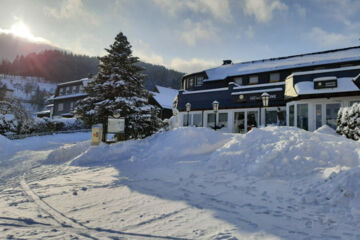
0, 74, 56, 113
1, 126, 360, 239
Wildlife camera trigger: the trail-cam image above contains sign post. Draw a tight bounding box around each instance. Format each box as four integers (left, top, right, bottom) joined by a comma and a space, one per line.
107, 117, 125, 142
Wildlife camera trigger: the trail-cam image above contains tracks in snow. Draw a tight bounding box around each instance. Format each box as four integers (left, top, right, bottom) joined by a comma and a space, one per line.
18, 173, 188, 240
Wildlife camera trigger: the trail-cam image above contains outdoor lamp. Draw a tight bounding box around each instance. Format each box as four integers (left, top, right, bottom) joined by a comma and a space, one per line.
185, 102, 191, 126
261, 92, 270, 127
261, 92, 270, 108
212, 100, 219, 112
212, 100, 219, 130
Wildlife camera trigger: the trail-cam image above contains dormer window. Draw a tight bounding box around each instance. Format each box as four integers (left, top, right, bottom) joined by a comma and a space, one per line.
234, 77, 243, 85
189, 78, 194, 87
196, 76, 204, 86
270, 72, 280, 82
313, 76, 337, 89
249, 75, 259, 84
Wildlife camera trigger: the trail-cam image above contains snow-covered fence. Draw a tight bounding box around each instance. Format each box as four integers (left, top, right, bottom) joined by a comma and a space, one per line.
336, 103, 360, 140
6, 129, 90, 140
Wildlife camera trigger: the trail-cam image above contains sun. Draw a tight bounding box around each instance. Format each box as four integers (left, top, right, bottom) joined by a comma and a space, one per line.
9, 21, 47, 43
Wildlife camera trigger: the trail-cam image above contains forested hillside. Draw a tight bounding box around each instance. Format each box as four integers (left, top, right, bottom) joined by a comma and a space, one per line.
0, 50, 184, 90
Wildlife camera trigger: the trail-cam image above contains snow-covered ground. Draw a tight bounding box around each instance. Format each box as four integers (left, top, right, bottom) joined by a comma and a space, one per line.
1, 126, 360, 239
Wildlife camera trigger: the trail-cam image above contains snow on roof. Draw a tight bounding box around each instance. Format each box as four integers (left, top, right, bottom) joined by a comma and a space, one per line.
203, 46, 360, 82
153, 85, 178, 109
313, 76, 337, 82
57, 78, 90, 87
53, 93, 87, 100
294, 77, 360, 95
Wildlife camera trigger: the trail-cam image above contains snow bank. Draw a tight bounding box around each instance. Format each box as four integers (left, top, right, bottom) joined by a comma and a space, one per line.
0, 134, 13, 153
73, 126, 360, 179
210, 126, 360, 177
302, 166, 360, 218
72, 127, 232, 166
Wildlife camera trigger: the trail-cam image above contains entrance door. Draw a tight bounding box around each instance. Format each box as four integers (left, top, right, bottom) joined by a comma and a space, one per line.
247, 111, 258, 131
234, 112, 245, 133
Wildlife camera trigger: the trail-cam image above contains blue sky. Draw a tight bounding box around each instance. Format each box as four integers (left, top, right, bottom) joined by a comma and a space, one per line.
0, 0, 360, 73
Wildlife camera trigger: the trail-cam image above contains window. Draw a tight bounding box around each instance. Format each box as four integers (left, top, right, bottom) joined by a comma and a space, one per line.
297, 104, 308, 130
247, 111, 258, 130
234, 77, 243, 85
265, 110, 278, 125
189, 78, 194, 88
192, 113, 202, 127
80, 85, 84, 92
59, 87, 65, 95
219, 113, 228, 128
58, 103, 64, 111
196, 76, 204, 86
289, 105, 295, 126
270, 73, 280, 82
66, 86, 71, 94
183, 114, 192, 126
234, 112, 245, 133
316, 104, 322, 129
207, 113, 215, 128
249, 75, 259, 84
70, 102, 74, 110
326, 103, 340, 129
277, 109, 286, 126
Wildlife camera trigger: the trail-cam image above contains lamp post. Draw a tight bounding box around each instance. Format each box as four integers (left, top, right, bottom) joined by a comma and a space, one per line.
261, 92, 270, 127
212, 100, 219, 130
185, 102, 191, 126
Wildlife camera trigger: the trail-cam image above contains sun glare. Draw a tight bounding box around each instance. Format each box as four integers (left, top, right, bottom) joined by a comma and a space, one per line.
9, 21, 47, 43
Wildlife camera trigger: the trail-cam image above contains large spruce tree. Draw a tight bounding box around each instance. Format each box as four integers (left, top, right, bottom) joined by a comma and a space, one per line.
75, 32, 163, 139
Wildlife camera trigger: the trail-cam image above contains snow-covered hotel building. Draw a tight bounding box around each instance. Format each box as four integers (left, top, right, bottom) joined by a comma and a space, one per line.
177, 46, 360, 132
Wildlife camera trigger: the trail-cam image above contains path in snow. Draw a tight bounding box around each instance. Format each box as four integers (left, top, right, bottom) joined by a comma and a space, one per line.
1, 128, 360, 239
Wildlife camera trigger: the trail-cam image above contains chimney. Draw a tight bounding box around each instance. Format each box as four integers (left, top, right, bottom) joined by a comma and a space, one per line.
223, 60, 232, 65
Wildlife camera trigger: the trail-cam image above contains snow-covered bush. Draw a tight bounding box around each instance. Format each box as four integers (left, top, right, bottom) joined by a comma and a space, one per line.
336, 103, 360, 140
0, 116, 87, 136
32, 117, 87, 133
0, 114, 18, 134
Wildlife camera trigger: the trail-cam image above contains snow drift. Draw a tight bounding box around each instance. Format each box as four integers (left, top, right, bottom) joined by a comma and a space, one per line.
72, 126, 360, 178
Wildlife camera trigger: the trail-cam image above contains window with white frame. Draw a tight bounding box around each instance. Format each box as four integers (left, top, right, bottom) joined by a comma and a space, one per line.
219, 113, 228, 128
297, 104, 308, 130
58, 103, 64, 111
326, 103, 340, 129
66, 86, 71, 94
270, 72, 280, 82
249, 75, 259, 84
207, 113, 215, 128
183, 113, 192, 126
234, 77, 243, 85
192, 113, 202, 127
70, 102, 74, 110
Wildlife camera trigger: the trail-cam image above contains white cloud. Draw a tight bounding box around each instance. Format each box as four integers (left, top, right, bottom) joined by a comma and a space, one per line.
169, 57, 217, 73
294, 3, 306, 18
180, 19, 218, 46
306, 27, 358, 48
242, 0, 288, 23
44, 0, 98, 26
154, 0, 232, 22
